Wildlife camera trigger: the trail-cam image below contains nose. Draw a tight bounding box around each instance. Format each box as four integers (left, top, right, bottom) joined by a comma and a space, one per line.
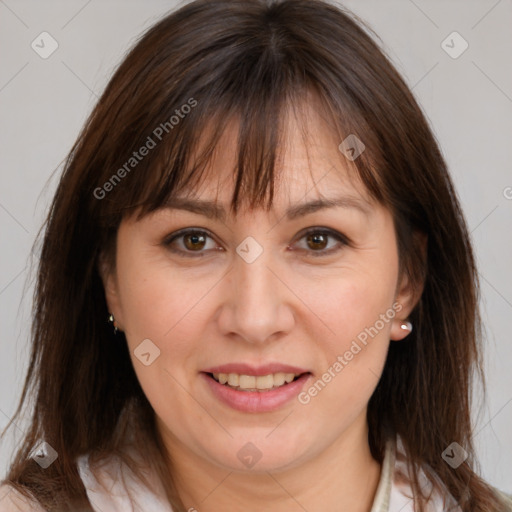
216, 243, 295, 344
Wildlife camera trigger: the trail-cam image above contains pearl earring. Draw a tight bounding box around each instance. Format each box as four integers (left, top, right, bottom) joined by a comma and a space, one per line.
108, 313, 119, 334
400, 320, 413, 334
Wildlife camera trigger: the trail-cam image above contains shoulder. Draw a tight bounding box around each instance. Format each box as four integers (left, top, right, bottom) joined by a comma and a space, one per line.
0, 484, 45, 512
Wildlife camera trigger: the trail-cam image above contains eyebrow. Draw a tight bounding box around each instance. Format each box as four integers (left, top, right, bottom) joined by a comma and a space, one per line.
162, 195, 372, 221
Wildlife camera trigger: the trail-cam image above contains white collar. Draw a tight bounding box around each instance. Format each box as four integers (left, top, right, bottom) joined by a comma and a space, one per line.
372, 437, 462, 512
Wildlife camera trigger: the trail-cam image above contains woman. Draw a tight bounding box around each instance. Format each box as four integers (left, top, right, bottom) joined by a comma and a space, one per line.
1, 0, 511, 510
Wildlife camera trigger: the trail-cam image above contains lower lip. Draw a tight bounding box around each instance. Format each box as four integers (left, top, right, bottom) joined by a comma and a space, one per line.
201, 372, 312, 413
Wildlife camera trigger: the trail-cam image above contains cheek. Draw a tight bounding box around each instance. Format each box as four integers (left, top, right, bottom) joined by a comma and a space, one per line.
308, 268, 398, 353
296, 258, 398, 413
116, 260, 210, 431
117, 255, 220, 388
117, 250, 205, 339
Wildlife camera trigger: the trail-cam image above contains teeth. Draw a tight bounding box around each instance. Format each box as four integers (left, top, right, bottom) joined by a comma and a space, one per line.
212, 372, 300, 391
239, 375, 256, 388
273, 373, 286, 386
256, 374, 273, 389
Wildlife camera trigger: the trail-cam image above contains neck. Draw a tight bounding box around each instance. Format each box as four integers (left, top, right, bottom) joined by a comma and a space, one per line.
159, 413, 382, 512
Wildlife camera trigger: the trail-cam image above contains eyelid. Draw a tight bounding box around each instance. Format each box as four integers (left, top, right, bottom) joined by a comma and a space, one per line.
163, 227, 216, 245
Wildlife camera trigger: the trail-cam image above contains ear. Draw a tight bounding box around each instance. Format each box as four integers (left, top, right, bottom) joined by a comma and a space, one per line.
390, 231, 427, 341
98, 251, 125, 331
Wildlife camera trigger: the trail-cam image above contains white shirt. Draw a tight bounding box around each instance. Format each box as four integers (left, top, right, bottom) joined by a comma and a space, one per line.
75, 436, 463, 512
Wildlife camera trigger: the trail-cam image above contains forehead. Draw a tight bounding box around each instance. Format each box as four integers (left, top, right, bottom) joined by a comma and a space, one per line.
178, 97, 372, 215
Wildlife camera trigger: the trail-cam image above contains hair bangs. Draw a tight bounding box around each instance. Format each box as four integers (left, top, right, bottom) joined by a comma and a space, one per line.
92, 11, 389, 227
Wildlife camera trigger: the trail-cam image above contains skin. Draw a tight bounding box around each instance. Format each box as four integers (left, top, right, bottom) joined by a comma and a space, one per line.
102, 99, 424, 512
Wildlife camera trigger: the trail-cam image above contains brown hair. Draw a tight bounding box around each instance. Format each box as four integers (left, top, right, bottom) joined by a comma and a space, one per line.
1, 0, 508, 510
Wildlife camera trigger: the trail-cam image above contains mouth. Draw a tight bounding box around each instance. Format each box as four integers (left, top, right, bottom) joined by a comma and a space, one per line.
200, 365, 312, 413
207, 371, 305, 391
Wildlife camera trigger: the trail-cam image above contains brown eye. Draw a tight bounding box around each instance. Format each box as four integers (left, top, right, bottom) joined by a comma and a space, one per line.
164, 229, 219, 257
183, 232, 207, 251
164, 227, 348, 259
306, 232, 329, 251
293, 228, 348, 257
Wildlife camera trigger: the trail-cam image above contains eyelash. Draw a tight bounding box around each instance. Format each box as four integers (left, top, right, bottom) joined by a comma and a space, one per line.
163, 227, 349, 258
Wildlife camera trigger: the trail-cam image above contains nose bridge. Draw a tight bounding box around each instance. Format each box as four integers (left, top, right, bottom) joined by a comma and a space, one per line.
237, 245, 274, 311
218, 236, 294, 343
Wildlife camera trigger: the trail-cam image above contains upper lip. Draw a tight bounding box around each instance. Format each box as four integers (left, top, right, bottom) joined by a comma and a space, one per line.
202, 363, 311, 376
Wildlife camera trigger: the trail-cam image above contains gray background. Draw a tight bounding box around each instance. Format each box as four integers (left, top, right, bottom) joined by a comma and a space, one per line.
1, 0, 511, 493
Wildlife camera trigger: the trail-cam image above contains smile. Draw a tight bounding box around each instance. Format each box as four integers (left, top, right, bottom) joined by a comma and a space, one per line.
201, 368, 312, 413
210, 372, 301, 391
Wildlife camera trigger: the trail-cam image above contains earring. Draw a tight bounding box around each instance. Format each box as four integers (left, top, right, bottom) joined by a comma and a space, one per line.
399, 320, 413, 335
108, 313, 119, 334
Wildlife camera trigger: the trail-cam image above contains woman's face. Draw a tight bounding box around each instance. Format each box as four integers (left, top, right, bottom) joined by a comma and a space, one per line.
102, 103, 417, 473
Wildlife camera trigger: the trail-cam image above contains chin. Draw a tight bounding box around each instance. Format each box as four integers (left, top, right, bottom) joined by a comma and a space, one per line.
199, 432, 313, 474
